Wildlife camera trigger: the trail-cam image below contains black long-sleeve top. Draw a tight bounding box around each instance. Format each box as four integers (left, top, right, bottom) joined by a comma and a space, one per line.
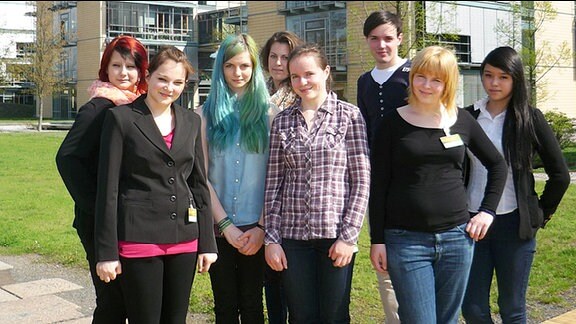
55, 97, 115, 231
369, 109, 507, 244
465, 104, 570, 239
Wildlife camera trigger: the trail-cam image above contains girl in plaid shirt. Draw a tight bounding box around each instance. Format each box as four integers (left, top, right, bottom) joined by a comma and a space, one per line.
264, 43, 370, 322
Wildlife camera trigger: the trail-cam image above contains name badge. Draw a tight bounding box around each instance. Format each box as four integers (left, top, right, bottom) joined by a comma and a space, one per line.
188, 206, 197, 223
440, 134, 464, 149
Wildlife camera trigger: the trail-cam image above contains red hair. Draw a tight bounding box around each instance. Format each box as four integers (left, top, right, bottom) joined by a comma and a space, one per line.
98, 35, 148, 93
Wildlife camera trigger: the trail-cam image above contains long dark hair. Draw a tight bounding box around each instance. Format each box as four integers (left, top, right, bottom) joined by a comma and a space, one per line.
481, 46, 538, 170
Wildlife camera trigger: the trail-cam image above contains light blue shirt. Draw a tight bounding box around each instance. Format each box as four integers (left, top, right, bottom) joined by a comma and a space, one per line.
209, 130, 268, 226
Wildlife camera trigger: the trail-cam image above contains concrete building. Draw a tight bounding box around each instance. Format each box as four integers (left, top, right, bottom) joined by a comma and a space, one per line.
247, 1, 576, 117
1, 1, 574, 119
0, 1, 35, 106
50, 1, 245, 119
0, 1, 244, 119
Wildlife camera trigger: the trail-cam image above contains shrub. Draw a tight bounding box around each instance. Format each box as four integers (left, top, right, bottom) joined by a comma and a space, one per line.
543, 109, 576, 149
0, 103, 35, 119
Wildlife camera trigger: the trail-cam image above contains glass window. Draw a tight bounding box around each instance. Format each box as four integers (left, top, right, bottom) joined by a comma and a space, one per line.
286, 9, 347, 69
107, 2, 193, 42
461, 70, 484, 107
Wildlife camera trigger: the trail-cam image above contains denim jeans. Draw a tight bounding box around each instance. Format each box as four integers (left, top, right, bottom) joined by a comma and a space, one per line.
462, 210, 536, 324
385, 223, 474, 324
209, 237, 265, 324
282, 238, 351, 324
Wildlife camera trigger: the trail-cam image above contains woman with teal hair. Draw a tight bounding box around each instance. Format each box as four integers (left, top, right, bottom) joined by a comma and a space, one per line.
200, 33, 275, 323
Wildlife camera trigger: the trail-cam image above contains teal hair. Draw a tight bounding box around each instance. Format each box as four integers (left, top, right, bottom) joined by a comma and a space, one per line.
204, 34, 270, 153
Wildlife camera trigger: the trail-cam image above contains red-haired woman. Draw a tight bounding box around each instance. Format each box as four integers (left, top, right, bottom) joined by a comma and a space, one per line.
56, 35, 148, 323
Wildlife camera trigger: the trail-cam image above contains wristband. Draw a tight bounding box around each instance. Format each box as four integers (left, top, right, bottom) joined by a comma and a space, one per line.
256, 223, 265, 231
478, 208, 496, 217
217, 217, 233, 234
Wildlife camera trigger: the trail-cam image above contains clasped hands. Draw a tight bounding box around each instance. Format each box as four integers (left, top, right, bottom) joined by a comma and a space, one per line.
221, 224, 265, 256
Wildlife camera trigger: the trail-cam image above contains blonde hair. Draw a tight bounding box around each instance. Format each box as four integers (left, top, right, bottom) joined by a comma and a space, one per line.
407, 46, 459, 117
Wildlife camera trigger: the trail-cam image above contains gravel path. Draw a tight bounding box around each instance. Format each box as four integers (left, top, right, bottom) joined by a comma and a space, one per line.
533, 171, 576, 183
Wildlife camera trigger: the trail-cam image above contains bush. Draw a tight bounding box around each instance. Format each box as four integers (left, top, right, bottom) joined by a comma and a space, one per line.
543, 109, 576, 149
0, 103, 35, 119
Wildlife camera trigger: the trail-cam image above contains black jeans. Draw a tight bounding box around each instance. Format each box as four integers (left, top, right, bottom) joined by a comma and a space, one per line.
264, 264, 288, 324
75, 207, 126, 324
209, 237, 265, 324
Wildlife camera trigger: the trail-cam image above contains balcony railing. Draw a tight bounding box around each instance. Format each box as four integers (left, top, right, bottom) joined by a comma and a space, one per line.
277, 1, 345, 14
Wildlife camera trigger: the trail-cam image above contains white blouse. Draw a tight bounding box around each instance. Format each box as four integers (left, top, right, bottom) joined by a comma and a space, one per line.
467, 98, 518, 214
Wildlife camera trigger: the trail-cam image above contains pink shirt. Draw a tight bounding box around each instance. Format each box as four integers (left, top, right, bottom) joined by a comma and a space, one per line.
119, 240, 198, 258
164, 129, 174, 149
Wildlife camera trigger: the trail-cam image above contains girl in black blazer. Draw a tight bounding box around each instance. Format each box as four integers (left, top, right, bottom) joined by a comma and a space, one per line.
95, 46, 217, 324
462, 46, 570, 323
55, 35, 148, 323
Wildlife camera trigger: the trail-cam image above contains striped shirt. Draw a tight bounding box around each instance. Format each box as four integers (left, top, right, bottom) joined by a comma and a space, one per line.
264, 91, 370, 244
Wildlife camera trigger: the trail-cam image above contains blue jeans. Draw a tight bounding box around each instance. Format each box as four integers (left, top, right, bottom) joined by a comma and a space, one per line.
282, 238, 351, 324
385, 223, 474, 324
266, 251, 356, 324
462, 210, 536, 324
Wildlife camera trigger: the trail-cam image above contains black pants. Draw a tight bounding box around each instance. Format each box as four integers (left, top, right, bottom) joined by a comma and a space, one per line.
209, 237, 265, 324
75, 208, 126, 324
119, 252, 198, 324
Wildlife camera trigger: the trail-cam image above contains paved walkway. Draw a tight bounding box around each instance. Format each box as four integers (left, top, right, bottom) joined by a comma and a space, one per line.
0, 255, 210, 324
0, 257, 90, 324
542, 311, 576, 324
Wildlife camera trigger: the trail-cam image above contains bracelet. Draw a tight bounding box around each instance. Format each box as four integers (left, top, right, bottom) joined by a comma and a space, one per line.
217, 217, 233, 234
256, 223, 265, 231
478, 208, 496, 217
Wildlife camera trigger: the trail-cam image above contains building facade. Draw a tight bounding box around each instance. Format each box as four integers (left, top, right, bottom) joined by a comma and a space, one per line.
2, 1, 574, 119
247, 1, 576, 117
0, 1, 35, 106
54, 1, 202, 119
45, 1, 245, 119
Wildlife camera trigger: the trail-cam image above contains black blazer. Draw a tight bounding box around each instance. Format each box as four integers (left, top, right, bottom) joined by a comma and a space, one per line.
95, 95, 216, 262
56, 97, 116, 239
465, 105, 570, 239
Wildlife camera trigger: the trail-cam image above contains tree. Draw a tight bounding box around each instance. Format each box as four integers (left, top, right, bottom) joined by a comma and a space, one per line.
494, 1, 574, 107
22, 1, 66, 131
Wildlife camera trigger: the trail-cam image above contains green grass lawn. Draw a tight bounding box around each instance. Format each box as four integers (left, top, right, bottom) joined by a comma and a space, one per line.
1, 131, 575, 323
